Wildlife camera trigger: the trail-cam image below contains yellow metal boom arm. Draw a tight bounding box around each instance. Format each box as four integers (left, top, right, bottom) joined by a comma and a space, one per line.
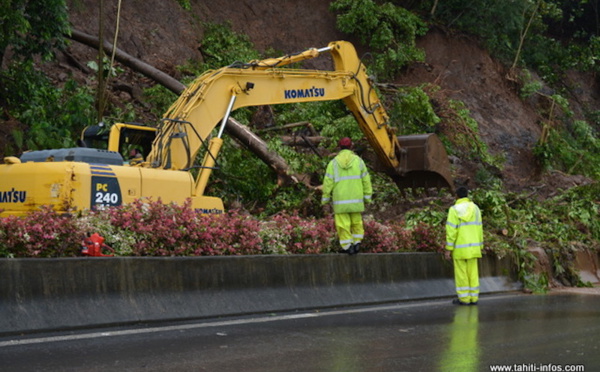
145, 41, 404, 197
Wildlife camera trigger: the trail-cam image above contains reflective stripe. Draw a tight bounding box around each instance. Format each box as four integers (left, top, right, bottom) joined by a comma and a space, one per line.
333, 199, 364, 205
457, 286, 479, 291
364, 195, 372, 200
322, 197, 330, 202
454, 242, 483, 249
459, 221, 482, 227
446, 220, 481, 228
352, 234, 364, 239
338, 175, 362, 181
332, 159, 368, 182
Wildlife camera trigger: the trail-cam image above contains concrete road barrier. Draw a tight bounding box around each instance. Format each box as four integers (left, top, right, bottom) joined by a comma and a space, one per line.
0, 253, 520, 336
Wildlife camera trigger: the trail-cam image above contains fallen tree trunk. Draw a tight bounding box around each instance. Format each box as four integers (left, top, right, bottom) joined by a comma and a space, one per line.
67, 29, 301, 187
280, 135, 325, 147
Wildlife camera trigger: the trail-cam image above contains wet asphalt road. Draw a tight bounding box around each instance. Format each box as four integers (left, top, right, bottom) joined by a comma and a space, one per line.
1, 292, 598, 372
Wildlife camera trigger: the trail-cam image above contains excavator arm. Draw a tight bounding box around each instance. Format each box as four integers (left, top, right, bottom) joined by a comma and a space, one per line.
145, 41, 453, 197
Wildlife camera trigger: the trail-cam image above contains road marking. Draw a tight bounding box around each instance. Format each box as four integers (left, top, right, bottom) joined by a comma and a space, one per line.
0, 294, 513, 348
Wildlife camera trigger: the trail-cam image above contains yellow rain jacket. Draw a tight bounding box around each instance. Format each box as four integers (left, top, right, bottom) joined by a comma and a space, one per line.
321, 149, 372, 213
445, 197, 483, 259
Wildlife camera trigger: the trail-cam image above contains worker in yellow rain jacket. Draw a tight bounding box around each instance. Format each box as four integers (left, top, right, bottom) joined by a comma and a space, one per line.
322, 137, 372, 255
445, 186, 483, 305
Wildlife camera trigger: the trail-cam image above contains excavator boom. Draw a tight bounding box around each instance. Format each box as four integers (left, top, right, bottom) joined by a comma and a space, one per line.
146, 41, 453, 195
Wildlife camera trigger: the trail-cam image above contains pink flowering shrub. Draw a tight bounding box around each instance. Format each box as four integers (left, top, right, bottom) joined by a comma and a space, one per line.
259, 212, 337, 254
0, 206, 81, 257
85, 199, 263, 256
0, 201, 444, 257
362, 218, 402, 252
191, 210, 263, 256
408, 222, 445, 253
362, 218, 444, 253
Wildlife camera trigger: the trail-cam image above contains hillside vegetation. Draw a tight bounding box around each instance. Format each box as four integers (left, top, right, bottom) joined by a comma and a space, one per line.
0, 0, 599, 290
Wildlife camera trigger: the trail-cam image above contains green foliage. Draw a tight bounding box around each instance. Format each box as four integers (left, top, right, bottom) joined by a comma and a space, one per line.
143, 83, 179, 118
415, 0, 600, 82
519, 69, 543, 99
176, 0, 191, 11
524, 33, 573, 83
403, 203, 446, 229
320, 115, 365, 146
471, 186, 507, 221
86, 57, 124, 79
108, 101, 138, 124
2, 61, 95, 152
427, 0, 532, 61
268, 138, 327, 175
198, 22, 261, 69
534, 120, 600, 179
512, 238, 549, 294
0, 0, 70, 62
273, 101, 348, 132
577, 35, 600, 72
445, 100, 504, 169
330, 0, 426, 79
209, 137, 278, 208
209, 136, 324, 216
388, 86, 440, 134
470, 182, 600, 292
271, 101, 364, 148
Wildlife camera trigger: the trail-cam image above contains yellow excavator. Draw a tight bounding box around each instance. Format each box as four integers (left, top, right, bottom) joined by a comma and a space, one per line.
0, 41, 453, 216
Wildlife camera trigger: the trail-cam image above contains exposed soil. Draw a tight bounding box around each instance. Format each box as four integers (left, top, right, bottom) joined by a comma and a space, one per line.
15, 1, 600, 209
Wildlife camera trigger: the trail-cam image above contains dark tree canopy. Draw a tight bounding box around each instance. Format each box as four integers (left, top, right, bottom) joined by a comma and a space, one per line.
0, 0, 70, 64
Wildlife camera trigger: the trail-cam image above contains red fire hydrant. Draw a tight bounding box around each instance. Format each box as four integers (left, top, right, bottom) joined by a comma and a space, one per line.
81, 233, 114, 257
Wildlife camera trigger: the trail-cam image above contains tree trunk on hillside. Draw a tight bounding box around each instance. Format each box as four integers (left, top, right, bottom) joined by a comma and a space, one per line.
67, 29, 301, 187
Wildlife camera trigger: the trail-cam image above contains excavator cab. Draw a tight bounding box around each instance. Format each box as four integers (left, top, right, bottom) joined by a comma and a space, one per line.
80, 122, 157, 162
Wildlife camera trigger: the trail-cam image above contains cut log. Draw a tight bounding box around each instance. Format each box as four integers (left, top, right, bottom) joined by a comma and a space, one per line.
280, 135, 325, 147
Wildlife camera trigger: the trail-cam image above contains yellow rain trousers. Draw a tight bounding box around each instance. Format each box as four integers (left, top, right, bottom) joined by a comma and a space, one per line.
453, 258, 480, 304
334, 212, 364, 250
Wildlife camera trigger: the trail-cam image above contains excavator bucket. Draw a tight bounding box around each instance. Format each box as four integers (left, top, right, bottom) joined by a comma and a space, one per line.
391, 133, 455, 193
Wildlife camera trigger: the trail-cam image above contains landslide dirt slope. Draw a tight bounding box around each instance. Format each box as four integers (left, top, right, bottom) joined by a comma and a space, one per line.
60, 0, 598, 196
